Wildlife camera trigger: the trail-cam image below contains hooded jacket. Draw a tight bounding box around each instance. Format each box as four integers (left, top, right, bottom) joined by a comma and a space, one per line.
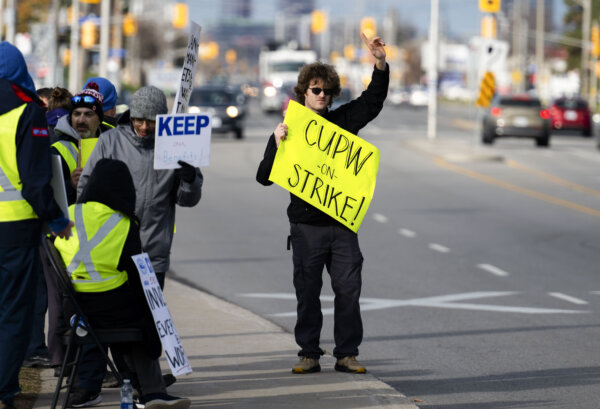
68, 158, 161, 358
77, 114, 203, 273
0, 42, 67, 246
256, 63, 389, 227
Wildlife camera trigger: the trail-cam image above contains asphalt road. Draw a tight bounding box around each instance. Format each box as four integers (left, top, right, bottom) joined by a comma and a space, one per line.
170, 99, 600, 409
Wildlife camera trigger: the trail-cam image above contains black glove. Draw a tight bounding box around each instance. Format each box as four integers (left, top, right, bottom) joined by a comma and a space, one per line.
175, 160, 197, 183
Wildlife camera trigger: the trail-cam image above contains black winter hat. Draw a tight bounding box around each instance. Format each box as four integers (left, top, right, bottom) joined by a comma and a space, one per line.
70, 82, 104, 122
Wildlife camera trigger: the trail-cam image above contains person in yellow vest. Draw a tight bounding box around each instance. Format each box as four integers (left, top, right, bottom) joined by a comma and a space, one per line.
0, 41, 73, 409
52, 84, 108, 204
55, 158, 190, 409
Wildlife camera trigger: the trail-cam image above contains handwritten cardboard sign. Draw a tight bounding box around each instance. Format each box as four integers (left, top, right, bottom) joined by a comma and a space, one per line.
132, 253, 192, 376
153, 113, 212, 169
269, 100, 380, 232
172, 21, 201, 114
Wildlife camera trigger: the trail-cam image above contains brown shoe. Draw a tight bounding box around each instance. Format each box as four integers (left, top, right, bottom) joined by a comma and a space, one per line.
334, 356, 366, 374
292, 357, 321, 374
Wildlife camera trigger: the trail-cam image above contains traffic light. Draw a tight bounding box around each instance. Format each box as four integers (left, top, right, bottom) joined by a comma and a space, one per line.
225, 49, 237, 65
311, 10, 327, 34
592, 23, 600, 58
172, 3, 188, 29
476, 71, 495, 107
479, 0, 501, 13
123, 13, 138, 37
344, 44, 355, 61
80, 20, 97, 49
360, 17, 376, 39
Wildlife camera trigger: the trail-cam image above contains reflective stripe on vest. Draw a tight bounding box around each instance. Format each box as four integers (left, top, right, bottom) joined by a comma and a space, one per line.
52, 140, 78, 174
0, 103, 38, 222
56, 202, 130, 292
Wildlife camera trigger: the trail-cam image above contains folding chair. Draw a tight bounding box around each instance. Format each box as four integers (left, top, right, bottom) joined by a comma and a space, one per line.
41, 236, 144, 409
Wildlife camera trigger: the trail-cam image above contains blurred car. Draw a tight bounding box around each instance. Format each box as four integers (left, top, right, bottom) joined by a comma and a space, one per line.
280, 82, 297, 117
409, 85, 428, 107
482, 94, 551, 147
388, 86, 410, 106
549, 97, 592, 137
188, 85, 246, 139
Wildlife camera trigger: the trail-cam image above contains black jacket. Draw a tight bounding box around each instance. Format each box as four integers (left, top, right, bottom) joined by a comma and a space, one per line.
256, 63, 389, 226
0, 78, 64, 246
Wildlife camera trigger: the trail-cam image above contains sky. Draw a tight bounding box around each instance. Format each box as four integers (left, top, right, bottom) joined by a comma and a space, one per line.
185, 0, 568, 41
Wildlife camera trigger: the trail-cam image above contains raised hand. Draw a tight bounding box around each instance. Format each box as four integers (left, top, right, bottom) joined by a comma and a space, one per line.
361, 32, 386, 70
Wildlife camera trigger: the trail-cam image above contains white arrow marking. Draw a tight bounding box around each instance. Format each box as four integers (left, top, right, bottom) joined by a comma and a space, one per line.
238, 291, 589, 317
548, 292, 588, 305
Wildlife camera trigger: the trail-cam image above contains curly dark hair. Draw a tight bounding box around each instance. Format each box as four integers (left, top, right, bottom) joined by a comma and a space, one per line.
47, 87, 73, 112
294, 61, 341, 107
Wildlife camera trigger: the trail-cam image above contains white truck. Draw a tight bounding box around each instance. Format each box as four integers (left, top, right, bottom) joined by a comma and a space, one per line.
259, 48, 317, 113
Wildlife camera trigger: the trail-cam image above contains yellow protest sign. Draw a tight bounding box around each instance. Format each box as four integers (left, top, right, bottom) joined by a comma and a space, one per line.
79, 138, 98, 169
269, 100, 380, 233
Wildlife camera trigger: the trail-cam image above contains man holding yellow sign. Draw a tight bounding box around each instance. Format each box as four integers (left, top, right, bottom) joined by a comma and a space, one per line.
256, 32, 388, 375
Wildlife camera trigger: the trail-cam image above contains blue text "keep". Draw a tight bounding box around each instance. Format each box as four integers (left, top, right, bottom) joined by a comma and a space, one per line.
158, 115, 210, 136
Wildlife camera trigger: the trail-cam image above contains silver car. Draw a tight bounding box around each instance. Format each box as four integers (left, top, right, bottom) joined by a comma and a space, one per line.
482, 95, 551, 147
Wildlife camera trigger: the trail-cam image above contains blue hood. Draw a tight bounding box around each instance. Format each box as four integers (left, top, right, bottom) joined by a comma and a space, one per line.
0, 41, 36, 95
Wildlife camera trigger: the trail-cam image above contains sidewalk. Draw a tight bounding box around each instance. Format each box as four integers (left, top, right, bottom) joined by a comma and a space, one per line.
36, 280, 419, 409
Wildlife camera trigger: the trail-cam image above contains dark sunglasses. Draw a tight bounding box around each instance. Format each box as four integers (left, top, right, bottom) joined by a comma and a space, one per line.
72, 95, 97, 104
309, 87, 334, 96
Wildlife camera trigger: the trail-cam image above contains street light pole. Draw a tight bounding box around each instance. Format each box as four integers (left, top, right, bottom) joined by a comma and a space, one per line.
535, 0, 545, 102
427, 0, 438, 140
581, 0, 591, 101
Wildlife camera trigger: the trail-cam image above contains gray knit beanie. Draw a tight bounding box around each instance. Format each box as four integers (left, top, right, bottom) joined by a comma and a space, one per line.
130, 86, 168, 121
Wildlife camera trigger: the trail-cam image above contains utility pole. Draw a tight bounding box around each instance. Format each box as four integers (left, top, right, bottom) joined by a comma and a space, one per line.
5, 0, 15, 43
582, 0, 591, 102
69, 0, 80, 91
99, 0, 111, 77
427, 0, 438, 140
535, 0, 545, 101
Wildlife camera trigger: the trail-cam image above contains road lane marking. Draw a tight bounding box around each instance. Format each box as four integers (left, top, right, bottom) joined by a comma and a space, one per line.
506, 159, 600, 199
477, 263, 510, 277
429, 243, 450, 253
433, 157, 600, 218
548, 292, 589, 305
372, 213, 388, 223
398, 228, 416, 237
238, 291, 589, 316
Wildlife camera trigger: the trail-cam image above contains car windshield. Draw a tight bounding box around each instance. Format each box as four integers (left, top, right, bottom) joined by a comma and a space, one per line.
499, 97, 541, 108
555, 99, 588, 109
190, 89, 235, 106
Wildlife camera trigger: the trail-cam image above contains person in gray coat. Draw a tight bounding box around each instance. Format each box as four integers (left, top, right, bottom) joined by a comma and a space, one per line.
78, 85, 202, 288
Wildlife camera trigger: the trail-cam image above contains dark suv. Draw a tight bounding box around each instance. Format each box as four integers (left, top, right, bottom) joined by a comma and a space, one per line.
188, 85, 246, 139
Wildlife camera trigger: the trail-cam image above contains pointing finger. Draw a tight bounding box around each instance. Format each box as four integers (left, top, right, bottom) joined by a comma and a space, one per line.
360, 32, 370, 47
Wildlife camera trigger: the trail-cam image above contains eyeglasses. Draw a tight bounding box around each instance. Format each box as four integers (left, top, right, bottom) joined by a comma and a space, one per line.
309, 87, 334, 96
132, 118, 156, 127
71, 95, 98, 104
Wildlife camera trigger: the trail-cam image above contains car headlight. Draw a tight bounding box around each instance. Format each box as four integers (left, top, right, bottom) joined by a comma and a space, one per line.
188, 106, 201, 113
264, 86, 277, 98
226, 106, 239, 118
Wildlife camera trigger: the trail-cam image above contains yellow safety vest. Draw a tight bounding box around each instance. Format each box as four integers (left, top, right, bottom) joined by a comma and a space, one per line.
51, 140, 78, 175
0, 104, 38, 222
55, 202, 130, 293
